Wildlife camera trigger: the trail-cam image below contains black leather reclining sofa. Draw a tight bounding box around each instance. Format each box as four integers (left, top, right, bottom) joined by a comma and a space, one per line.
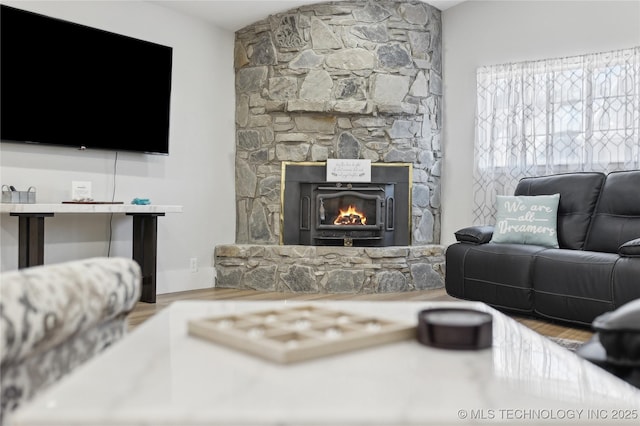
446, 170, 640, 326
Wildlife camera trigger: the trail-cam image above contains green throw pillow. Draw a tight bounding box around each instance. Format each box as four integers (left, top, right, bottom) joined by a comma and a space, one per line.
491, 194, 560, 248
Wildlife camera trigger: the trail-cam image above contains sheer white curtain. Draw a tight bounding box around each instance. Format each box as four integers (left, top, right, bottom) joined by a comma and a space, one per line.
473, 47, 640, 225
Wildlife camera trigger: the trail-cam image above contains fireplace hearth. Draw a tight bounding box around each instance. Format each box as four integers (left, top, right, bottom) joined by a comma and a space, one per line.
282, 163, 410, 247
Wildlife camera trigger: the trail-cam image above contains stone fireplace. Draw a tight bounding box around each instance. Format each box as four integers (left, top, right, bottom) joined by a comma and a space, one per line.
215, 0, 445, 293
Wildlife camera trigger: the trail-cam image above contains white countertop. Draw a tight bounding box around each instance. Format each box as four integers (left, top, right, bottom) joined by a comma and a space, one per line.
7, 300, 640, 426
0, 203, 182, 214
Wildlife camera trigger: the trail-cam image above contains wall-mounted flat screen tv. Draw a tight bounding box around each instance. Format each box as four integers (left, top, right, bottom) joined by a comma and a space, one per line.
1, 5, 173, 155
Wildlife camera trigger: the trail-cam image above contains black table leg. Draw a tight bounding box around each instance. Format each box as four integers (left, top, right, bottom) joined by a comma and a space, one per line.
10, 213, 54, 268
128, 213, 165, 303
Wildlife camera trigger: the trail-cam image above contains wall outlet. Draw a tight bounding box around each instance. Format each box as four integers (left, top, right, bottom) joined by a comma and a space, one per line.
189, 257, 198, 273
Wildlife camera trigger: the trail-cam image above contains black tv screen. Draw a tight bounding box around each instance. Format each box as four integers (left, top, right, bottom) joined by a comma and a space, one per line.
1, 5, 173, 155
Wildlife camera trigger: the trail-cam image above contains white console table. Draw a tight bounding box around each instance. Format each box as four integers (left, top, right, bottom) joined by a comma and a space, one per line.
0, 203, 182, 303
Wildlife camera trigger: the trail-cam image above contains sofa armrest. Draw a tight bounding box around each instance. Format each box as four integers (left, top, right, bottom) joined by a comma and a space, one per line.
454, 225, 494, 244
619, 238, 640, 257
0, 257, 141, 367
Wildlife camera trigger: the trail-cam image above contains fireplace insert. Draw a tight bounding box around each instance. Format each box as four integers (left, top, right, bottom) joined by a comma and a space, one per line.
297, 182, 396, 246
281, 163, 411, 247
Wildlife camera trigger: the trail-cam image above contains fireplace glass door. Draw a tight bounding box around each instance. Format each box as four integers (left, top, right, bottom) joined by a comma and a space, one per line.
297, 183, 396, 247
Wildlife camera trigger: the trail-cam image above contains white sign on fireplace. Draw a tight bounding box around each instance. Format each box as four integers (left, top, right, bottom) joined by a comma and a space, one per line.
326, 159, 372, 182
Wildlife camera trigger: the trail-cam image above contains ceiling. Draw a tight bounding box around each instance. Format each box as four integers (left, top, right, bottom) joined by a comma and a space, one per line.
152, 1, 466, 32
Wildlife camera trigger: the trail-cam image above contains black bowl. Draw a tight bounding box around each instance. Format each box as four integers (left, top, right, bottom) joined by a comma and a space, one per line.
417, 308, 493, 350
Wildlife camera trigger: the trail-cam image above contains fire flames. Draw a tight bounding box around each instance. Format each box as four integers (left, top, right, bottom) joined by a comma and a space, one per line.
333, 205, 367, 225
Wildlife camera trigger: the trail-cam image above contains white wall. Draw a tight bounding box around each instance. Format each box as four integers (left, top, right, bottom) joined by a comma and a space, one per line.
6, 1, 638, 289
0, 1, 237, 294
441, 0, 640, 245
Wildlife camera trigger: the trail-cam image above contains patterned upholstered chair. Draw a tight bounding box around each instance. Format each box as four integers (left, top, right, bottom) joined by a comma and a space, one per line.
0, 257, 141, 423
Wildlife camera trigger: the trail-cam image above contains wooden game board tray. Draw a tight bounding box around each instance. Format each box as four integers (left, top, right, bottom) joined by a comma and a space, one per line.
188, 305, 416, 364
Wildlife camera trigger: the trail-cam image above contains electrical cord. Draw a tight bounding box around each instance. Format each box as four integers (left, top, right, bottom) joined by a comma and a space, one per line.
107, 151, 118, 257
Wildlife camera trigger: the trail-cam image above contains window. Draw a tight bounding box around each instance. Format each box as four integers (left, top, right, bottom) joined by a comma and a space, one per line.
473, 47, 640, 224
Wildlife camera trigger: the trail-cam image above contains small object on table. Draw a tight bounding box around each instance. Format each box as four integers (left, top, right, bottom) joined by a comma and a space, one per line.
188, 305, 415, 364
417, 308, 493, 350
132, 198, 151, 205
62, 201, 124, 204
2, 185, 36, 203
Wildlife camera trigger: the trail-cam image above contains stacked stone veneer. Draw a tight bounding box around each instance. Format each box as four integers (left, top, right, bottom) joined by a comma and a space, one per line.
234, 0, 442, 245
222, 0, 445, 293
215, 245, 444, 293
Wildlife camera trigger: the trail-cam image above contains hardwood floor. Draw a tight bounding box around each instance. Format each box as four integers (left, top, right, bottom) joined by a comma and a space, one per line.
128, 287, 594, 342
